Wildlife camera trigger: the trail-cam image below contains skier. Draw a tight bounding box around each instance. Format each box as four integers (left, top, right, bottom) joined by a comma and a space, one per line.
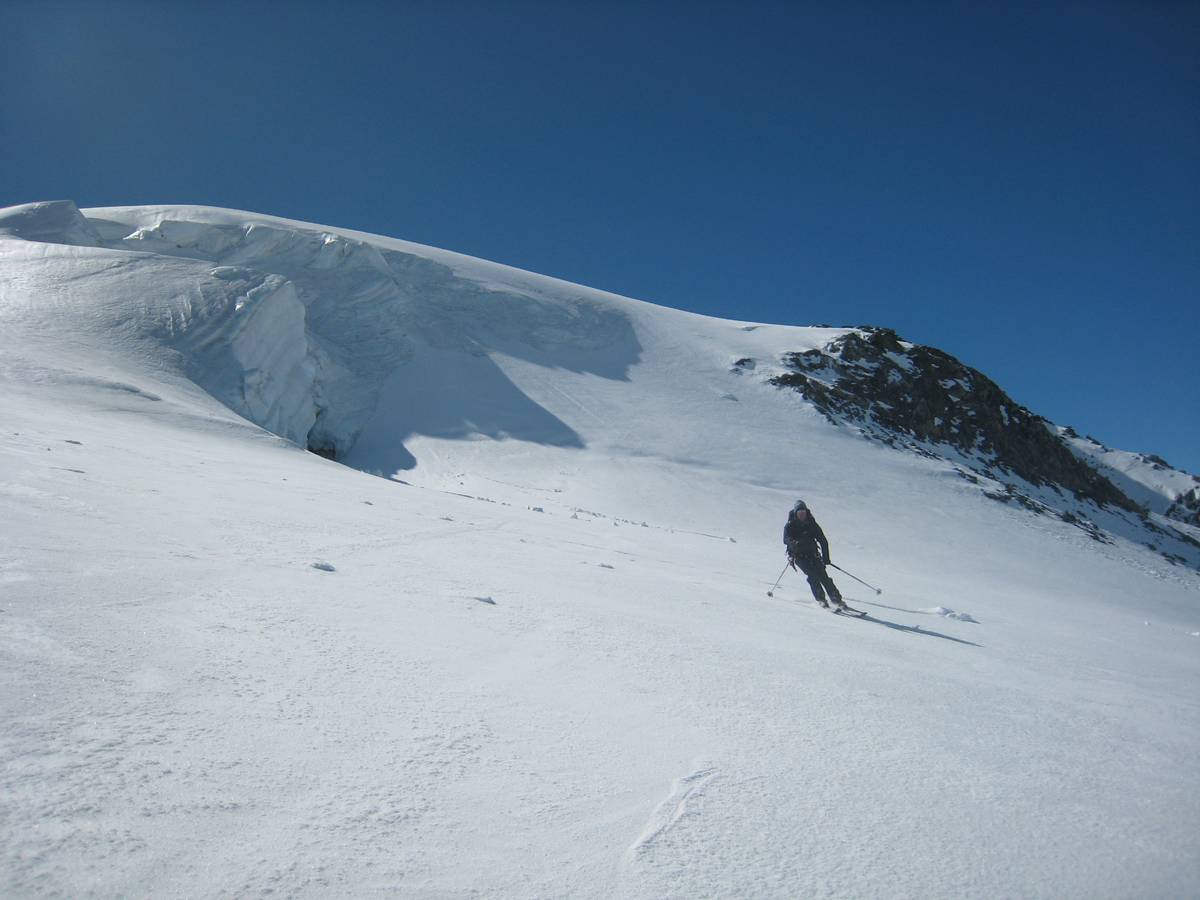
783, 499, 845, 610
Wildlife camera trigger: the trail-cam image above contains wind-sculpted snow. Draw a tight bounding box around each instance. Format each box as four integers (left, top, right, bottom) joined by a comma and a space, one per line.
1, 202, 640, 464
0, 200, 102, 247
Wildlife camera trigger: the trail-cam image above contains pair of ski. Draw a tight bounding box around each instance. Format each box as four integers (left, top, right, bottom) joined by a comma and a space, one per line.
766, 582, 867, 617
820, 601, 866, 618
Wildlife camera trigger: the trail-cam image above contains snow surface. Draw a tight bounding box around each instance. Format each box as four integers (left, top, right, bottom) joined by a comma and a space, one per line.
1059, 426, 1200, 522
1, 201, 1198, 897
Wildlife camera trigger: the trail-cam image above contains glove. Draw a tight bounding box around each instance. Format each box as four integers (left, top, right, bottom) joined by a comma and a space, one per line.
822, 556, 831, 566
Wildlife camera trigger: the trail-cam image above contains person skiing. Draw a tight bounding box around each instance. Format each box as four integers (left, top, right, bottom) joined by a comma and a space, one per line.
783, 499, 845, 609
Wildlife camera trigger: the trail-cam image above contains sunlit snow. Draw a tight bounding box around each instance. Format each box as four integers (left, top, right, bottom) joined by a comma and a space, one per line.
1, 201, 1197, 897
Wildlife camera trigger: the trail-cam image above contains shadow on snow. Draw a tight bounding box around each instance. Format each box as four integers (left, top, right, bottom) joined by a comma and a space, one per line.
853, 612, 982, 647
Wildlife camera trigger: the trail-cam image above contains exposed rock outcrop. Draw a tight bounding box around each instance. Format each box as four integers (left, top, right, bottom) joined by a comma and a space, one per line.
769, 327, 1198, 567
770, 327, 1136, 512
1167, 487, 1200, 527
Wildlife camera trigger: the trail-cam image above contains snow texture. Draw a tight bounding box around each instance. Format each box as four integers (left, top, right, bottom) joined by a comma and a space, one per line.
1, 201, 1198, 898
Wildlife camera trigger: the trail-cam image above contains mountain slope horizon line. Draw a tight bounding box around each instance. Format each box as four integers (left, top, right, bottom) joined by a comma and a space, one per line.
2, 198, 1197, 569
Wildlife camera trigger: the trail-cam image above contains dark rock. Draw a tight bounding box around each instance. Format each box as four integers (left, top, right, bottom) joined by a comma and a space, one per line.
308, 442, 337, 460
1167, 487, 1200, 527
770, 328, 1138, 514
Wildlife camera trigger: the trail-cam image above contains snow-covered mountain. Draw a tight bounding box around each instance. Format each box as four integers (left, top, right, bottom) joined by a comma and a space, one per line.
2, 200, 1197, 897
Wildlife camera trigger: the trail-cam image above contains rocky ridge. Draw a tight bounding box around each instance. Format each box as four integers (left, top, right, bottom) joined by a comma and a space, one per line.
756, 327, 1200, 568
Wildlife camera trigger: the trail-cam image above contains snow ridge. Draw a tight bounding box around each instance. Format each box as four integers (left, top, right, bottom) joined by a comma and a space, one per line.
1059, 426, 1200, 527
1, 202, 641, 460
627, 763, 721, 861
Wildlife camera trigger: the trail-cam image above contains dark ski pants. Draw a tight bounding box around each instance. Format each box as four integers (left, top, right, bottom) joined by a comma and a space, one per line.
794, 556, 842, 604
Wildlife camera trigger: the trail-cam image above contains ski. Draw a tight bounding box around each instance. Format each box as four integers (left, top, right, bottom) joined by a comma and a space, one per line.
770, 591, 868, 618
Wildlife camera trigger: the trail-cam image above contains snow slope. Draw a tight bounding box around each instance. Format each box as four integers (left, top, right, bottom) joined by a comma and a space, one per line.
1059, 426, 1200, 528
1, 201, 1198, 897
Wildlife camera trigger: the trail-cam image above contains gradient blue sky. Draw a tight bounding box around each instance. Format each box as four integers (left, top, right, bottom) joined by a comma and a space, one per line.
3, 1, 1197, 471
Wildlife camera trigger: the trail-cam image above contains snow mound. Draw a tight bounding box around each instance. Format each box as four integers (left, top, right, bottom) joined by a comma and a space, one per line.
0, 200, 102, 247
919, 606, 980, 623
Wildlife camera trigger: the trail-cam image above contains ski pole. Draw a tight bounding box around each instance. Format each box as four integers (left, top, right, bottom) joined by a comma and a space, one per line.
766, 560, 792, 597
828, 563, 882, 595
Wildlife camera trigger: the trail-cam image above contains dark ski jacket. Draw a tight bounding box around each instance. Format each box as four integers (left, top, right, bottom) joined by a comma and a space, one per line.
783, 514, 830, 564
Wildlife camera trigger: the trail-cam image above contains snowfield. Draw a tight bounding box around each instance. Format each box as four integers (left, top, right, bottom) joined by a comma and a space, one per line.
1, 201, 1197, 897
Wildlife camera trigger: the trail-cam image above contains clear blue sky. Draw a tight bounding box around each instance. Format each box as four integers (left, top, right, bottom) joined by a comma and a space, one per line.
3, 1, 1197, 472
